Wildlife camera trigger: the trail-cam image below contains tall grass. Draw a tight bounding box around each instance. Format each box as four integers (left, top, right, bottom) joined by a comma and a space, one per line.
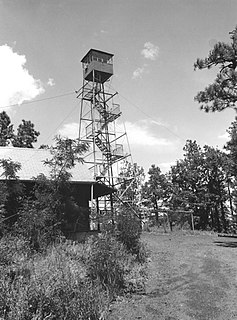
0, 240, 108, 319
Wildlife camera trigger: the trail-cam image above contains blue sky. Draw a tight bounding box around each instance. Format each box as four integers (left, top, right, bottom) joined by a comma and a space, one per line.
0, 0, 237, 174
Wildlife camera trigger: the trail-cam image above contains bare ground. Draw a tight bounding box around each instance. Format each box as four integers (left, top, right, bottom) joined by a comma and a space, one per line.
107, 230, 237, 320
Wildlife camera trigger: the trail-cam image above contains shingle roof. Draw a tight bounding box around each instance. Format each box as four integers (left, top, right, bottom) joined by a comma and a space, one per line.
0, 147, 94, 183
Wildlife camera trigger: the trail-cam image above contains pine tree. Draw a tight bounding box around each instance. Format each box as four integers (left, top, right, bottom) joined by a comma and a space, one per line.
142, 165, 170, 224
0, 111, 14, 146
194, 26, 237, 112
12, 120, 40, 148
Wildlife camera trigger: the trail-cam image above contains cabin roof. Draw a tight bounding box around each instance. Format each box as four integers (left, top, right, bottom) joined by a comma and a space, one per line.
0, 147, 115, 196
0, 147, 93, 182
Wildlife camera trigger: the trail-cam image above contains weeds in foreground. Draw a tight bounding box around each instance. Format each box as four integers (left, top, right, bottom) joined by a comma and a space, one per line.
0, 229, 147, 319
0, 241, 108, 320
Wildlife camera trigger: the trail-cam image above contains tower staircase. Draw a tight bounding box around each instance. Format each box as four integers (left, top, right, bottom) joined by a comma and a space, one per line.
95, 136, 110, 155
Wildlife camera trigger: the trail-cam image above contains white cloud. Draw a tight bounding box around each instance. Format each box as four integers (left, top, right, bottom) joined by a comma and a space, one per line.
123, 121, 173, 147
59, 120, 174, 149
150, 118, 170, 128
132, 65, 146, 79
47, 78, 55, 87
159, 161, 175, 173
141, 42, 159, 60
0, 45, 45, 108
218, 131, 229, 140
132, 42, 159, 79
58, 122, 79, 139
136, 118, 179, 138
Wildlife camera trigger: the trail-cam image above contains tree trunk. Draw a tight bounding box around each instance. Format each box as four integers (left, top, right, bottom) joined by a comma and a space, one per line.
162, 214, 167, 233
210, 207, 214, 230
220, 200, 227, 233
203, 209, 209, 230
190, 211, 195, 231
227, 180, 234, 216
166, 212, 171, 232
214, 205, 221, 233
154, 198, 159, 226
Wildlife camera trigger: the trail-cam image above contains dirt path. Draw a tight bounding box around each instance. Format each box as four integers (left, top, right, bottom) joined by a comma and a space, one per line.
108, 231, 237, 320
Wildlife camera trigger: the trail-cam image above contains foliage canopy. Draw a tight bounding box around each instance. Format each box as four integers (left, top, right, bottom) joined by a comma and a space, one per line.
194, 26, 237, 112
0, 111, 40, 147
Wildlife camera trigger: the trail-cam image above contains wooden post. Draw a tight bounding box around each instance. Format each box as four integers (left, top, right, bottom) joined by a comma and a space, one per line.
96, 197, 100, 231
162, 213, 167, 233
166, 211, 171, 232
191, 211, 194, 231
90, 184, 94, 230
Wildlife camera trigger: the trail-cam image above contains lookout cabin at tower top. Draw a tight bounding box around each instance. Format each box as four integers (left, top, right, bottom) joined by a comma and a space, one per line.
81, 49, 114, 84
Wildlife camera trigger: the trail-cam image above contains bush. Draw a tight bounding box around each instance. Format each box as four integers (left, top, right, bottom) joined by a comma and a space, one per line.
15, 199, 63, 253
86, 233, 133, 298
116, 211, 147, 262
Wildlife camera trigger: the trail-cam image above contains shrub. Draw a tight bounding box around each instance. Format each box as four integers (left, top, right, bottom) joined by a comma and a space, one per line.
15, 197, 63, 253
86, 233, 132, 298
116, 211, 147, 262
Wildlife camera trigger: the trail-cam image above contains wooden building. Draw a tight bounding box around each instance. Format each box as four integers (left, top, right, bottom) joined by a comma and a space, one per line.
0, 147, 114, 239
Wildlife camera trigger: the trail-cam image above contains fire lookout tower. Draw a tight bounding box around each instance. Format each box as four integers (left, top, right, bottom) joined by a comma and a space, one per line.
77, 49, 131, 216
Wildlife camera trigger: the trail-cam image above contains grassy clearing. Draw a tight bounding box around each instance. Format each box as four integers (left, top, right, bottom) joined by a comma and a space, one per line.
108, 230, 237, 320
